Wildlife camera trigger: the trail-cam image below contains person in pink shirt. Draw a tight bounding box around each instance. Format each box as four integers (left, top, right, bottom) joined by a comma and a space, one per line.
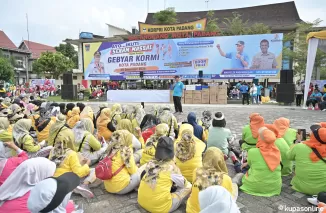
0, 141, 28, 186
0, 158, 56, 213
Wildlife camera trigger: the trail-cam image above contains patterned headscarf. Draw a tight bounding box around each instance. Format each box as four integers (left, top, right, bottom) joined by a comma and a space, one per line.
111, 103, 122, 119
201, 110, 212, 129
143, 160, 181, 190
0, 117, 9, 131
106, 130, 133, 167
175, 124, 196, 162
13, 119, 32, 143
72, 118, 94, 143
194, 147, 227, 191
49, 140, 71, 166
145, 123, 169, 147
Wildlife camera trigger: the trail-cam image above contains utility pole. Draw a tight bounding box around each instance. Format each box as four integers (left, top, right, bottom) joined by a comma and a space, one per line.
205, 0, 209, 9
147, 0, 149, 13
26, 13, 30, 82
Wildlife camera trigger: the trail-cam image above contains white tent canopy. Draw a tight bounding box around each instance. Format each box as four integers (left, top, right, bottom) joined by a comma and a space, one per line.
303, 31, 326, 107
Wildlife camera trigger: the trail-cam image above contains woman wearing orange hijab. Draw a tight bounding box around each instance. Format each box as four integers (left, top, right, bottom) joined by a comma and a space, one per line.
274, 117, 297, 147
265, 124, 292, 176
96, 108, 113, 141
241, 113, 265, 151
287, 125, 326, 195
240, 127, 282, 197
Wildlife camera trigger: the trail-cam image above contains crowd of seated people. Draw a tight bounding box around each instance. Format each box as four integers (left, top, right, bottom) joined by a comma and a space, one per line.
0, 95, 325, 213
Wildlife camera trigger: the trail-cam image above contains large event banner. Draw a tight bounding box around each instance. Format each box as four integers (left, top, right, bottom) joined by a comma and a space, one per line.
83, 33, 283, 80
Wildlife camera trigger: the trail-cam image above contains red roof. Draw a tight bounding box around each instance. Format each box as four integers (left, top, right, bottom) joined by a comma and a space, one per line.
21, 40, 56, 59
0, 30, 16, 49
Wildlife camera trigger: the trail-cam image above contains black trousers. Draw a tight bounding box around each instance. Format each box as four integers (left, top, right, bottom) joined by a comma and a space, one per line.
242, 93, 249, 105
173, 96, 182, 112
306, 99, 318, 107
296, 94, 303, 106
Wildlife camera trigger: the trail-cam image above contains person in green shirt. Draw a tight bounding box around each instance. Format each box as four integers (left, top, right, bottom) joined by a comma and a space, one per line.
240, 127, 282, 197
241, 113, 265, 151
207, 112, 233, 156
265, 124, 293, 176
287, 125, 326, 195
274, 117, 297, 147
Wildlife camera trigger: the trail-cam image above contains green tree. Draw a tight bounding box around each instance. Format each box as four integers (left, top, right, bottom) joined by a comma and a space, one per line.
246, 23, 271, 35
32, 52, 74, 79
205, 10, 222, 33
153, 7, 177, 24
55, 43, 78, 68
283, 19, 326, 78
222, 12, 249, 35
0, 58, 14, 81
222, 12, 270, 36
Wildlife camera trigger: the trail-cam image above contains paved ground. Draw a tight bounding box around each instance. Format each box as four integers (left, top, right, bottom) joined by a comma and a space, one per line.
72, 104, 325, 213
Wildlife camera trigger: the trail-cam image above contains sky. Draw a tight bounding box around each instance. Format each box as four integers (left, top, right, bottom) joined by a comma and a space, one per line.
0, 0, 325, 47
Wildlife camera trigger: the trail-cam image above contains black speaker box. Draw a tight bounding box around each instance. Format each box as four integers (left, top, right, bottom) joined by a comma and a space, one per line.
198, 70, 203, 78
140, 72, 144, 78
61, 85, 77, 100
280, 70, 293, 84
276, 84, 295, 103
63, 73, 73, 85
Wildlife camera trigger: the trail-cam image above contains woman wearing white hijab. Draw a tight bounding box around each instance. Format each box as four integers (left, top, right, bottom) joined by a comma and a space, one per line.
199, 186, 240, 213
0, 158, 56, 212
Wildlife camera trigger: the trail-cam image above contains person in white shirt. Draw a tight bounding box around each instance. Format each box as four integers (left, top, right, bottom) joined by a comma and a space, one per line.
295, 81, 303, 107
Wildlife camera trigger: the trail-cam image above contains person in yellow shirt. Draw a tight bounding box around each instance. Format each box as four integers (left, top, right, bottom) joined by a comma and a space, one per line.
186, 147, 238, 213
65, 103, 75, 120
12, 119, 52, 158
110, 103, 122, 122
175, 124, 206, 183
116, 119, 143, 163
73, 118, 108, 165
96, 108, 113, 141
48, 114, 76, 151
140, 123, 169, 166
0, 117, 13, 142
34, 107, 54, 143
49, 136, 95, 199
80, 106, 95, 132
67, 107, 80, 128
103, 130, 142, 194
159, 106, 179, 139
138, 136, 192, 213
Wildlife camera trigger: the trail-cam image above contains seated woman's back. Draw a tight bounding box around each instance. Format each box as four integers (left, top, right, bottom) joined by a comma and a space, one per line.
96, 108, 112, 140
241, 113, 265, 151
187, 147, 236, 213
140, 123, 169, 166
240, 127, 282, 197
287, 131, 326, 195
175, 124, 206, 183
103, 130, 138, 193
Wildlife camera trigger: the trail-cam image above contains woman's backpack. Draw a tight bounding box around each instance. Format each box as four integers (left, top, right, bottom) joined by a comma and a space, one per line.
95, 151, 125, 180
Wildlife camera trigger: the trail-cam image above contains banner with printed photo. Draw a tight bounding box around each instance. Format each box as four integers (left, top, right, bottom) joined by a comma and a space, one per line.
83, 33, 283, 80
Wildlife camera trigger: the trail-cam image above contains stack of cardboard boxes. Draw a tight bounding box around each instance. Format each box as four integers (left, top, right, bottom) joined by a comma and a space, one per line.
169, 85, 227, 105
201, 89, 210, 104
209, 85, 218, 104
185, 90, 193, 104
217, 85, 227, 104
192, 91, 202, 104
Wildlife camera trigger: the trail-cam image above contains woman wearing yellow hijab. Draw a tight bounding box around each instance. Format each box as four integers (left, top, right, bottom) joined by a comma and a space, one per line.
67, 107, 80, 128
187, 147, 237, 213
80, 106, 95, 132
96, 108, 113, 141
0, 117, 12, 142
174, 124, 206, 183
140, 123, 169, 166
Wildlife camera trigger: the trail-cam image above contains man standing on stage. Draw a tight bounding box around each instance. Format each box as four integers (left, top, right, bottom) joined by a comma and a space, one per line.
173, 76, 184, 114
240, 82, 250, 105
